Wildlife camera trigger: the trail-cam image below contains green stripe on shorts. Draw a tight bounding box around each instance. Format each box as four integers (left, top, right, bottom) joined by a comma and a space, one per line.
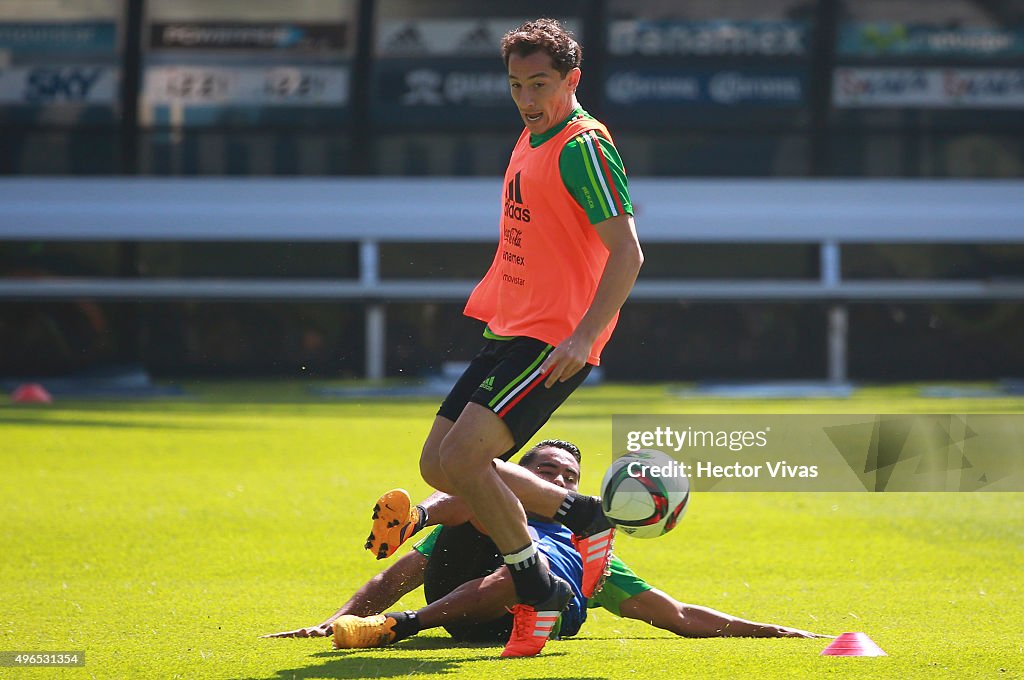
486, 344, 553, 408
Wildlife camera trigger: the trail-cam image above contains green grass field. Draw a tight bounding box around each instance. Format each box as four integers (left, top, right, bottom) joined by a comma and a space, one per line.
2, 382, 1022, 679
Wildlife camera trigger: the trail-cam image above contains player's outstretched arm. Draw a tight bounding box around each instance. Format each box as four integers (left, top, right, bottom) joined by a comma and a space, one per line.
415, 461, 590, 534
618, 588, 830, 639
261, 550, 428, 638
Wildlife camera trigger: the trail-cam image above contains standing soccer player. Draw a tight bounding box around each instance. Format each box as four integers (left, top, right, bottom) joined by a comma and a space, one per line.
384, 18, 642, 658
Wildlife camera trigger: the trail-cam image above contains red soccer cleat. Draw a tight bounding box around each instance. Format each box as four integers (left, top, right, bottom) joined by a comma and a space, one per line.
573, 527, 615, 597
501, 577, 572, 658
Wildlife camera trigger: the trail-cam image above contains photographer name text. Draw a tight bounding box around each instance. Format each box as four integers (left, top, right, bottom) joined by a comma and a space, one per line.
628, 459, 818, 479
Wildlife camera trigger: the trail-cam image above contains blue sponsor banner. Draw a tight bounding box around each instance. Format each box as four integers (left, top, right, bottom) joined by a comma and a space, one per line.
0, 64, 120, 124
608, 19, 810, 58
838, 22, 1024, 58
0, 22, 117, 54
371, 57, 520, 128
834, 67, 1024, 109
604, 66, 806, 108
149, 23, 349, 53
0, 21, 120, 122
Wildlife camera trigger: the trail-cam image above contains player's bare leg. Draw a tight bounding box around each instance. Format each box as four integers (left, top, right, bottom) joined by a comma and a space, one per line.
424, 422, 611, 596
494, 459, 613, 597
436, 403, 528, 554
417, 566, 517, 629
419, 415, 456, 493
332, 563, 556, 650
436, 403, 571, 656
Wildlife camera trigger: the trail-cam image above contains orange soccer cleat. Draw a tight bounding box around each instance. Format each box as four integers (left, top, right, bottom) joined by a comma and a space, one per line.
364, 489, 422, 560
331, 614, 399, 649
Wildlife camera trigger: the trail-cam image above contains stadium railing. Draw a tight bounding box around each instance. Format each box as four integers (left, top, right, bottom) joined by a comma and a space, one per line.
2, 178, 1022, 381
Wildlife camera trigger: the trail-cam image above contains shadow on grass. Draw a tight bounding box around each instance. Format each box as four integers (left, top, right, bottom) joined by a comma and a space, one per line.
571, 635, 684, 641
243, 645, 579, 680
0, 400, 435, 419
0, 414, 264, 431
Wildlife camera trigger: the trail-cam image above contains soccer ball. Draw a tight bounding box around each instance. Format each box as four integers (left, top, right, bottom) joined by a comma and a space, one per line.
601, 449, 690, 539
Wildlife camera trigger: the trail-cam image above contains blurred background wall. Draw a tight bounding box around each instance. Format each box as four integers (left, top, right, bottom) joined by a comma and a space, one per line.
1, 0, 1023, 382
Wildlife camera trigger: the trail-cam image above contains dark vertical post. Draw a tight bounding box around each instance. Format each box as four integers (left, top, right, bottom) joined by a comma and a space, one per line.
120, 0, 143, 175
117, 0, 145, 366
352, 0, 379, 375
809, 0, 846, 382
580, 0, 609, 121
808, 0, 839, 176
349, 0, 376, 175
577, 0, 606, 120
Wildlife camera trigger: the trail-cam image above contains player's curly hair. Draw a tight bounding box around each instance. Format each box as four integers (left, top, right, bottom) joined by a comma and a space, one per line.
500, 18, 582, 78
520, 438, 582, 467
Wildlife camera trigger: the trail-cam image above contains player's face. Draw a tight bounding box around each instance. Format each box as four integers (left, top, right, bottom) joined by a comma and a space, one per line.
526, 447, 580, 491
507, 50, 580, 134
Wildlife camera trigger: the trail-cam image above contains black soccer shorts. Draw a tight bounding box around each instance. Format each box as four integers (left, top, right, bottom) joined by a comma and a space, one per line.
422, 522, 510, 642
437, 335, 592, 459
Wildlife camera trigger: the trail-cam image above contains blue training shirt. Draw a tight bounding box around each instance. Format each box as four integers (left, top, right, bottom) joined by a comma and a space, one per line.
414, 519, 587, 638
528, 519, 586, 637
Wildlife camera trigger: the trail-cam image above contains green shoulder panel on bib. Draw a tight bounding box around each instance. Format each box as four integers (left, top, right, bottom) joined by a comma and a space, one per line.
560, 130, 633, 226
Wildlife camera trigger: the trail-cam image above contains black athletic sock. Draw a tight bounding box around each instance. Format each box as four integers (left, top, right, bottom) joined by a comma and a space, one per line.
413, 505, 429, 534
384, 610, 421, 642
555, 491, 607, 536
503, 542, 552, 605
